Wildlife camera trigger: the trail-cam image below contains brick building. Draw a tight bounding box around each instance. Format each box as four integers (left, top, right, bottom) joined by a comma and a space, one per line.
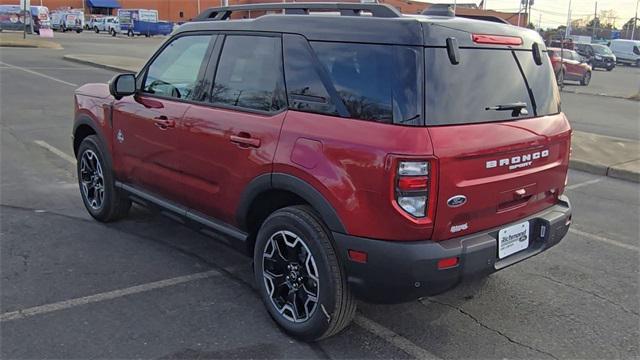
0, 0, 527, 26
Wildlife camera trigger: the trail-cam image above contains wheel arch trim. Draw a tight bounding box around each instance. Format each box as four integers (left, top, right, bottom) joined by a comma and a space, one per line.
73, 115, 113, 168
236, 173, 347, 234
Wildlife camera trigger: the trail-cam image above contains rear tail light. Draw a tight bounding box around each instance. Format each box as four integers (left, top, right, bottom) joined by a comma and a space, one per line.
395, 161, 431, 218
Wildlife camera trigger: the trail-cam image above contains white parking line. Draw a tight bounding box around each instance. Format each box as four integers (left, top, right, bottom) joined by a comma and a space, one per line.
0, 270, 222, 322
0, 61, 78, 87
569, 228, 639, 252
34, 140, 76, 164
0, 67, 95, 70
354, 315, 441, 360
565, 178, 603, 190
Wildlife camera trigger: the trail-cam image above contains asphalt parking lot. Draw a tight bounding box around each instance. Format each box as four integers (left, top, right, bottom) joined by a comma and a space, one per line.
1, 32, 639, 359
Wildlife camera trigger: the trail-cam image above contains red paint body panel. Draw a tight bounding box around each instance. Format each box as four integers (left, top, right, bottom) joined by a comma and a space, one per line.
274, 111, 435, 241
427, 113, 571, 240
179, 104, 285, 225
74, 83, 114, 155
112, 94, 191, 204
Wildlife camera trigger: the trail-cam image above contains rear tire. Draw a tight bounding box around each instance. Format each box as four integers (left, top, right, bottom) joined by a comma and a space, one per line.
94, 26, 99, 33
111, 28, 116, 37
77, 135, 131, 222
254, 206, 356, 341
580, 71, 591, 86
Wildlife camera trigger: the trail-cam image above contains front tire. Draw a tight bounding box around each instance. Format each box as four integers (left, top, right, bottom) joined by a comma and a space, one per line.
254, 206, 356, 341
77, 135, 131, 222
556, 69, 564, 88
581, 71, 591, 86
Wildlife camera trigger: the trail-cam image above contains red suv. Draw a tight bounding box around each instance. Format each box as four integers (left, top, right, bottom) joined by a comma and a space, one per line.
72, 3, 572, 341
549, 47, 592, 86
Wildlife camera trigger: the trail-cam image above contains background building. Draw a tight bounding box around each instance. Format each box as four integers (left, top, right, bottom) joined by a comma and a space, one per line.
0, 0, 527, 25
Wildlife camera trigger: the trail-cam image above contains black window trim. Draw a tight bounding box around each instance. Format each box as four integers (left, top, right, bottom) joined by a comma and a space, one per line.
203, 31, 289, 116
136, 30, 218, 105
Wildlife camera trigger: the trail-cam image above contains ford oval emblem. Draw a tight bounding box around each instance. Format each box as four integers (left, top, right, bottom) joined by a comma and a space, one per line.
447, 195, 467, 208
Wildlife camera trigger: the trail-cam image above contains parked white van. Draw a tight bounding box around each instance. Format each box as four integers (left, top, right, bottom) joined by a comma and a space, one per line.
610, 39, 640, 67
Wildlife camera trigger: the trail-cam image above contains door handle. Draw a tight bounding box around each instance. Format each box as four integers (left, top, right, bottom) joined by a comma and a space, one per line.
153, 116, 175, 130
230, 133, 261, 148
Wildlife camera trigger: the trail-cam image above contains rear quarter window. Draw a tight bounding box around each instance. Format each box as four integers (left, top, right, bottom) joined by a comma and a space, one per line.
307, 42, 423, 126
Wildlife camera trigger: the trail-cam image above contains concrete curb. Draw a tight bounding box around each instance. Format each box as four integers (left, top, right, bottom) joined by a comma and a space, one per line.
0, 41, 63, 49
64, 55, 640, 184
63, 55, 136, 73
569, 159, 608, 176
570, 159, 640, 183
561, 88, 639, 102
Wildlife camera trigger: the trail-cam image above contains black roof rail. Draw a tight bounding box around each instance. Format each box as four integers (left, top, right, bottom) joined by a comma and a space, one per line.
193, 2, 402, 21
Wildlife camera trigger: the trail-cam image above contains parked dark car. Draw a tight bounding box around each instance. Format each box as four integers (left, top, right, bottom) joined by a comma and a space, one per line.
549, 48, 592, 85
72, 2, 572, 341
574, 43, 616, 71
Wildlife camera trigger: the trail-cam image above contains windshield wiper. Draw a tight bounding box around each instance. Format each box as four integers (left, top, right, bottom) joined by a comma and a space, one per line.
485, 102, 529, 117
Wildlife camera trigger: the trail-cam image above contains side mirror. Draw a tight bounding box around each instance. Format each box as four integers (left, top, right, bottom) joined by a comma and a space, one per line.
109, 73, 136, 100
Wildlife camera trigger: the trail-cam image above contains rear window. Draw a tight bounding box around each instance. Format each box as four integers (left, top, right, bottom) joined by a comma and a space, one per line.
424, 48, 560, 125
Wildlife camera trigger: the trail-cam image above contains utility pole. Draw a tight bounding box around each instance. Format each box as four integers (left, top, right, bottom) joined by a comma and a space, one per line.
633, 0, 639, 40
565, 0, 572, 38
592, 2, 597, 38
22, 0, 26, 39
538, 13, 542, 30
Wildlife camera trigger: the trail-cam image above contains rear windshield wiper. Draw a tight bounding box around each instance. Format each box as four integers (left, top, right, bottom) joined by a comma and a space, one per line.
485, 102, 529, 117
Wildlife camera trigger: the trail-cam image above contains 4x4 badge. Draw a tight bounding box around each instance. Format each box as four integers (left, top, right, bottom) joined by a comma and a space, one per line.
447, 195, 467, 208
116, 130, 125, 143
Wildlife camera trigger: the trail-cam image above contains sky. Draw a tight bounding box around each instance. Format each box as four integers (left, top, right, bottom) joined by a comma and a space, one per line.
426, 0, 638, 28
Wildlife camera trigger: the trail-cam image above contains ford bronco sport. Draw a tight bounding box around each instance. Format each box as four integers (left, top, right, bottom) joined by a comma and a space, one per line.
72, 3, 572, 341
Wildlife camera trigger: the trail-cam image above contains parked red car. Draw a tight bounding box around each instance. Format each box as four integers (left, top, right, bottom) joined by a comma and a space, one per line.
549, 47, 593, 86
72, 3, 572, 341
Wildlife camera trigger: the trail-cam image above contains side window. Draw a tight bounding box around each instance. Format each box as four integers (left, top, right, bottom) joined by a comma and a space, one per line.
211, 35, 286, 112
143, 35, 213, 100
310, 42, 422, 125
634, 46, 640, 55
283, 35, 338, 117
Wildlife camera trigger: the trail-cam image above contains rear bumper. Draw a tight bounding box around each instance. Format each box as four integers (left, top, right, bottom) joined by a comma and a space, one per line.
333, 195, 572, 304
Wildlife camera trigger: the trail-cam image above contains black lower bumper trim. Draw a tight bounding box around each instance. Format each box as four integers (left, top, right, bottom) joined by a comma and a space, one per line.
332, 196, 572, 304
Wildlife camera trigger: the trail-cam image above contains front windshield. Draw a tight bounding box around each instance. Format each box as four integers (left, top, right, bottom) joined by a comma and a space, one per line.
593, 45, 613, 55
